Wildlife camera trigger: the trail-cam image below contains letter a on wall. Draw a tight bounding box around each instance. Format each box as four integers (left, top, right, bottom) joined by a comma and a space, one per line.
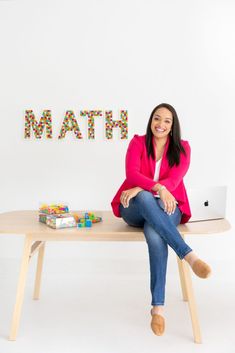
58, 110, 83, 139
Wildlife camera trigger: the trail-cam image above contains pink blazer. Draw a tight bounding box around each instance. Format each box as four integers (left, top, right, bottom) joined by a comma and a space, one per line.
111, 134, 191, 224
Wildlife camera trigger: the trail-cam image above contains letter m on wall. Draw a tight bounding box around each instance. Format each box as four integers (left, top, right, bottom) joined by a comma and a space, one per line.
24, 110, 52, 139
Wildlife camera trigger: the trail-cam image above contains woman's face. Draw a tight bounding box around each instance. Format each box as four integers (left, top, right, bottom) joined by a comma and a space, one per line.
151, 107, 173, 140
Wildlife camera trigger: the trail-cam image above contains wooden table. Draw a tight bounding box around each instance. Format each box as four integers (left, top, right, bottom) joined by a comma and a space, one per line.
0, 210, 231, 342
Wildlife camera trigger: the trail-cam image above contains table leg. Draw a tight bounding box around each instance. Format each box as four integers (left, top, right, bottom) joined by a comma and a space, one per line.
33, 242, 45, 300
177, 256, 188, 301
180, 259, 202, 343
9, 235, 32, 341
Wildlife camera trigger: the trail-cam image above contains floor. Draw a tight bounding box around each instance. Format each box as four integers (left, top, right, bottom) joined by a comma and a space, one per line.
0, 242, 234, 353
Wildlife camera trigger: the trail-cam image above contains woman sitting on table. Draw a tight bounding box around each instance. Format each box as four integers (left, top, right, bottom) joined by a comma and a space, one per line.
111, 103, 211, 336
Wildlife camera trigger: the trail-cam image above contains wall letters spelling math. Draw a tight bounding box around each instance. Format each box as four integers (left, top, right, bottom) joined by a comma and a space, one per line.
24, 110, 128, 139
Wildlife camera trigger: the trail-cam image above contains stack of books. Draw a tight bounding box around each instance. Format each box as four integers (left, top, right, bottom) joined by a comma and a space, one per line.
39, 204, 76, 229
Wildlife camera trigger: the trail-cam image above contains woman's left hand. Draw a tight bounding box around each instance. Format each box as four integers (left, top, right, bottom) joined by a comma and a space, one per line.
120, 187, 143, 208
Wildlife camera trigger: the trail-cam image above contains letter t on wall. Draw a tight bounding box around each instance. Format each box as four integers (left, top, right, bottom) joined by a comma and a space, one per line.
80, 110, 103, 139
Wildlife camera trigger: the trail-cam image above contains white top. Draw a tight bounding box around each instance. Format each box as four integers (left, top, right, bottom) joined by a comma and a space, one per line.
154, 158, 162, 181
153, 158, 162, 198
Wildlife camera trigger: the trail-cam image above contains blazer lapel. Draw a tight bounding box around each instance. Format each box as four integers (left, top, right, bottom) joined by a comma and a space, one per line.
149, 135, 156, 177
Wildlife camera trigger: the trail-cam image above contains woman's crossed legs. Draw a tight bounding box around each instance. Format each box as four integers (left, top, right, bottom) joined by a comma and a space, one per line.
120, 190, 192, 306
119, 190, 211, 334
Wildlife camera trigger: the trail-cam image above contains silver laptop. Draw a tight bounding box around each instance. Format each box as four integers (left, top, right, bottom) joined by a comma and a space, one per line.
187, 186, 227, 222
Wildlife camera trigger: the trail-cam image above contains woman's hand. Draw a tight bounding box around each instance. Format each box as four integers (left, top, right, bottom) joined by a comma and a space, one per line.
120, 187, 143, 208
159, 188, 178, 215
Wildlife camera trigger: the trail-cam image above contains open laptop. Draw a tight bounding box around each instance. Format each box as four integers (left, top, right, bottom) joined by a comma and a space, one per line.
187, 186, 227, 222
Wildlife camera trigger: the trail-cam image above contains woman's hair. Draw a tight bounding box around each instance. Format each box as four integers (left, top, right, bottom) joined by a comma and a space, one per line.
145, 103, 186, 167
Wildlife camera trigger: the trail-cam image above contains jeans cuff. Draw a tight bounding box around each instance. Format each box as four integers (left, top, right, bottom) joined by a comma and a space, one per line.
179, 247, 193, 260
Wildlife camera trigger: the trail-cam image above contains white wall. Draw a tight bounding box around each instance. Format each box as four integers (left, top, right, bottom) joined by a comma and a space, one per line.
0, 0, 234, 260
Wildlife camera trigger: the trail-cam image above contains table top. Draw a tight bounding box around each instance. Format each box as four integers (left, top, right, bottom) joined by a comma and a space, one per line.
0, 210, 231, 241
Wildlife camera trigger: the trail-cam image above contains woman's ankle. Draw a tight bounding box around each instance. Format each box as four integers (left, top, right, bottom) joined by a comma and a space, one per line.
152, 305, 164, 315
184, 251, 198, 267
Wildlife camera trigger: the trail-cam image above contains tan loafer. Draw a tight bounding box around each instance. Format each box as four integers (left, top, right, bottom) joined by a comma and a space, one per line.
150, 310, 165, 336
192, 259, 212, 278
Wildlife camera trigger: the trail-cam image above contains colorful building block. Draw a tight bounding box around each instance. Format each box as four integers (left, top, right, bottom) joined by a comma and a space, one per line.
85, 219, 92, 227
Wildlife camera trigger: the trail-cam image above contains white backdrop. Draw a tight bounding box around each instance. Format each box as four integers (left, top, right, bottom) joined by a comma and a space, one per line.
0, 0, 234, 261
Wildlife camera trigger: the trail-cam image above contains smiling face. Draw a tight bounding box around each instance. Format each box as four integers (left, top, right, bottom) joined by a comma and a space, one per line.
151, 107, 173, 140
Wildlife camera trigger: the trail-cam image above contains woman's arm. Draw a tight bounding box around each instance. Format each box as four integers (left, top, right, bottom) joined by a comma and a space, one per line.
153, 141, 191, 193
124, 137, 190, 214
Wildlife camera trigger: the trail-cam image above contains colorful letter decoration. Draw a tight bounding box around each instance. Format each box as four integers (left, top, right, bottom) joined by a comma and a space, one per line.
58, 110, 83, 139
24, 110, 52, 139
24, 109, 128, 140
105, 110, 128, 139
80, 110, 103, 139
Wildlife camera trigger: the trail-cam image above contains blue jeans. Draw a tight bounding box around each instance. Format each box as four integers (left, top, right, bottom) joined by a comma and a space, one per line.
119, 190, 192, 306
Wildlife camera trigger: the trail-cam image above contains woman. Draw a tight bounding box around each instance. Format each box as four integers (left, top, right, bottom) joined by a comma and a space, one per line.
111, 103, 211, 336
